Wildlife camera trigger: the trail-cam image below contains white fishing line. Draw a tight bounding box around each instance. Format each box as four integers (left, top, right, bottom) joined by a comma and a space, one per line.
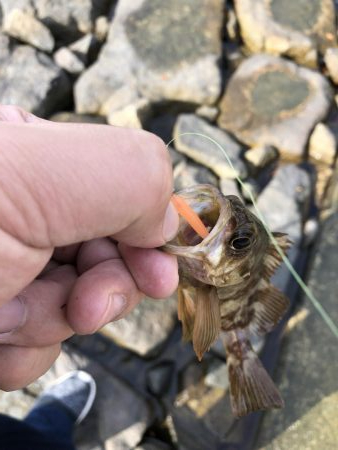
167, 132, 338, 339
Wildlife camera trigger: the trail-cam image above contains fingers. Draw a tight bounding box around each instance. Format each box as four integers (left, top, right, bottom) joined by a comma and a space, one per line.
118, 243, 178, 298
67, 259, 143, 334
0, 343, 60, 391
0, 110, 179, 251
0, 265, 76, 346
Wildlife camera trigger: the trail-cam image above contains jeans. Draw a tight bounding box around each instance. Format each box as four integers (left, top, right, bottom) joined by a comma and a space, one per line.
0, 402, 76, 450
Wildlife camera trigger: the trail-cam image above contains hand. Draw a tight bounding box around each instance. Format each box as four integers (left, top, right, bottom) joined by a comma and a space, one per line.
0, 105, 179, 390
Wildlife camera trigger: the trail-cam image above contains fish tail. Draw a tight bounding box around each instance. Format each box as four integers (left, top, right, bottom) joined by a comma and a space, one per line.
223, 330, 283, 417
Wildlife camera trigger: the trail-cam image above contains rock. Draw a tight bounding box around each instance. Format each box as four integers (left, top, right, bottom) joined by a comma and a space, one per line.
219, 178, 241, 197
69, 33, 100, 66
174, 114, 247, 179
218, 54, 333, 158
94, 15, 110, 42
308, 122, 337, 166
3, 8, 54, 52
174, 160, 219, 191
135, 438, 172, 450
107, 98, 152, 128
33, 0, 112, 43
256, 164, 312, 243
0, 390, 35, 419
54, 47, 85, 74
99, 295, 178, 357
75, 0, 223, 113
100, 85, 138, 116
324, 47, 338, 84
49, 111, 107, 124
195, 105, 219, 122
0, 43, 71, 117
240, 177, 260, 202
168, 146, 185, 167
244, 144, 279, 172
255, 212, 338, 449
204, 359, 229, 390
234, 0, 336, 68
146, 361, 175, 396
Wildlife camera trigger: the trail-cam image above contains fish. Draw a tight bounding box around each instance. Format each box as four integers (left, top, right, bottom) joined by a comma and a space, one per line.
164, 184, 290, 417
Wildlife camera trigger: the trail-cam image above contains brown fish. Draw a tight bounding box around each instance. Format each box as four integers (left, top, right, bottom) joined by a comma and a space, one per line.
164, 184, 290, 417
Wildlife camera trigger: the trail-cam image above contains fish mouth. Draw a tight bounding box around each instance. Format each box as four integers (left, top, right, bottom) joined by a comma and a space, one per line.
164, 184, 233, 254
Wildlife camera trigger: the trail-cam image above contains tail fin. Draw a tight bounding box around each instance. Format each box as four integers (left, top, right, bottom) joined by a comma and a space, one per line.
224, 330, 283, 417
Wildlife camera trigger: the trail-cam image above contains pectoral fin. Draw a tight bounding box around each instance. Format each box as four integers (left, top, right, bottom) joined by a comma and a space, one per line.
193, 287, 221, 361
177, 286, 196, 341
249, 286, 289, 335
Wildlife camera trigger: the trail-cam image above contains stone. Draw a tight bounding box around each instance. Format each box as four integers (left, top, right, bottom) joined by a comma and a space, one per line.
324, 47, 338, 84
244, 144, 279, 172
94, 15, 110, 42
0, 44, 71, 117
100, 85, 138, 117
308, 122, 337, 166
135, 438, 172, 450
219, 178, 241, 197
204, 359, 229, 390
174, 160, 219, 191
3, 8, 55, 52
256, 164, 312, 243
49, 111, 107, 124
75, 0, 223, 114
54, 47, 85, 74
255, 212, 338, 449
69, 34, 100, 66
99, 295, 178, 357
174, 114, 247, 179
107, 98, 152, 128
240, 177, 260, 202
195, 105, 219, 122
168, 146, 186, 167
234, 0, 336, 67
218, 54, 333, 158
33, 0, 112, 43
0, 390, 35, 419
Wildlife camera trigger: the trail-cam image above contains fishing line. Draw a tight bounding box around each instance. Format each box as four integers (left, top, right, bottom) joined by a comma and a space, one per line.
167, 132, 338, 339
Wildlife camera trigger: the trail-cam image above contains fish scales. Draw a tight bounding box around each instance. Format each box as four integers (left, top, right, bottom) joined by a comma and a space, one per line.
164, 184, 290, 417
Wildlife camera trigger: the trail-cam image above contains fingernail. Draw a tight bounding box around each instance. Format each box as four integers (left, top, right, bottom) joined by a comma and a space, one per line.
163, 202, 179, 242
108, 294, 127, 321
0, 297, 26, 334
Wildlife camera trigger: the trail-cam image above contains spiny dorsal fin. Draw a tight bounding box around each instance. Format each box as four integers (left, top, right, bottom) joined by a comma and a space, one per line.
224, 330, 284, 417
263, 232, 292, 278
177, 286, 195, 341
193, 287, 221, 361
249, 285, 289, 335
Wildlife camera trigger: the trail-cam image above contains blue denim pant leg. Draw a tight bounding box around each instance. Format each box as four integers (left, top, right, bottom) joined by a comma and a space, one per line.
0, 403, 76, 450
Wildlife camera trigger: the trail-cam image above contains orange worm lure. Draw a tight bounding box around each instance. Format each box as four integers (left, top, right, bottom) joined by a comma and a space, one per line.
171, 193, 209, 239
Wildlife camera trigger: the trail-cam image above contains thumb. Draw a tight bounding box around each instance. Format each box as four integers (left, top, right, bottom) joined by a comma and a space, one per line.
0, 111, 179, 249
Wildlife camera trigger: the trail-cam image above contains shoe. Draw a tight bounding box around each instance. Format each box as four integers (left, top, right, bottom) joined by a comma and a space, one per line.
32, 370, 97, 425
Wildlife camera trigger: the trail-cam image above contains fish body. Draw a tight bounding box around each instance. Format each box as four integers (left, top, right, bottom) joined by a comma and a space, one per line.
164, 184, 290, 417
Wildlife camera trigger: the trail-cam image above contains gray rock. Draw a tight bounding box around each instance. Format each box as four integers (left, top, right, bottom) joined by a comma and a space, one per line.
94, 15, 110, 42
107, 97, 152, 128
219, 178, 241, 198
324, 47, 338, 84
99, 295, 178, 357
218, 54, 333, 158
195, 105, 219, 122
204, 359, 229, 390
69, 33, 100, 66
255, 212, 338, 449
168, 146, 186, 167
174, 114, 247, 179
308, 122, 337, 166
0, 43, 71, 117
174, 160, 219, 191
256, 164, 312, 243
34, 0, 112, 42
3, 8, 55, 52
54, 47, 85, 74
240, 177, 260, 202
49, 111, 107, 124
0, 389, 35, 419
75, 0, 223, 114
244, 144, 279, 173
235, 0, 336, 67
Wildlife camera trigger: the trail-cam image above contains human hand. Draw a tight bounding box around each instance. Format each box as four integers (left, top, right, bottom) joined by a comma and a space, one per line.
0, 105, 179, 390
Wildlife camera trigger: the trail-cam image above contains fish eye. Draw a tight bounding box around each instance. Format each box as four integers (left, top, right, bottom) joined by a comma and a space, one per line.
230, 234, 252, 251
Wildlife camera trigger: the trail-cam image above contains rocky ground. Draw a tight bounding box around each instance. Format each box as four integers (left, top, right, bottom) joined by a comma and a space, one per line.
0, 1, 337, 449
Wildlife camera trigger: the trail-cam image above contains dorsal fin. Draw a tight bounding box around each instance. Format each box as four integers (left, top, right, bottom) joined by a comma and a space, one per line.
192, 287, 221, 360
263, 232, 291, 278
177, 286, 196, 341
249, 285, 289, 335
